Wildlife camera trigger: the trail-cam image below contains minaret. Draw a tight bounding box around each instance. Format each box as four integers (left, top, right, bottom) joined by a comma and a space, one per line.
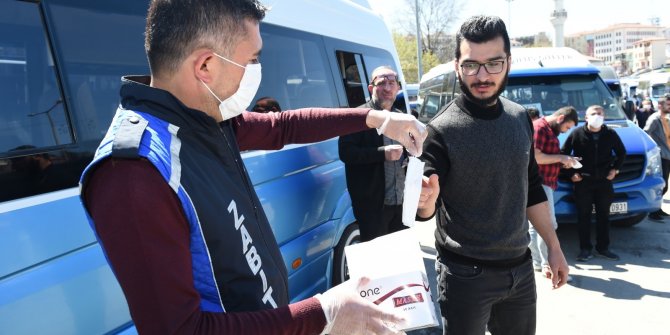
550, 0, 567, 47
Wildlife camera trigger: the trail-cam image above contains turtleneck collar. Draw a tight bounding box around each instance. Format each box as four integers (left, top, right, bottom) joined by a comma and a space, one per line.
454, 94, 502, 120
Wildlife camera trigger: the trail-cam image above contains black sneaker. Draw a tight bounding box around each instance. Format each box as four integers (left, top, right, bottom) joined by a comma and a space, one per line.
648, 212, 664, 221
660, 210, 670, 217
595, 249, 620, 260
576, 249, 593, 261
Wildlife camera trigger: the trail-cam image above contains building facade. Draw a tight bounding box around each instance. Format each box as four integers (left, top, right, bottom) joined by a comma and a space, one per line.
566, 24, 666, 61
631, 37, 670, 71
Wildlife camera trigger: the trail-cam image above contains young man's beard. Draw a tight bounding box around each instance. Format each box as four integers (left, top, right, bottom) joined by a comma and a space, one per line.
550, 121, 562, 135
458, 71, 509, 107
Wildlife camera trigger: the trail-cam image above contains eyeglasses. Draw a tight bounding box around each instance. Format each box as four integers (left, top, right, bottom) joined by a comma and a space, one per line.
371, 74, 400, 87
459, 60, 506, 76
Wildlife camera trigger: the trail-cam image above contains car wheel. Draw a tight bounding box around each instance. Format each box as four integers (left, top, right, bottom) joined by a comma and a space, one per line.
611, 213, 647, 227
332, 223, 359, 286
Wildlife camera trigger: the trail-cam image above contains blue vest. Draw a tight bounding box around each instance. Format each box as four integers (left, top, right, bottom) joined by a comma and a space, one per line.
81, 97, 289, 313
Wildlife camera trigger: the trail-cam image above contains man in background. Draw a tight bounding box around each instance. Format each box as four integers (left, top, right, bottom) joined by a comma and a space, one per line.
562, 105, 626, 261
339, 66, 408, 242
527, 106, 540, 121
252, 96, 281, 113
530, 106, 579, 279
644, 94, 670, 221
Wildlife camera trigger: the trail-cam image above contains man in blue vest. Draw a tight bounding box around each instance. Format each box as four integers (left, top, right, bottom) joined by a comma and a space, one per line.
79, 1, 426, 334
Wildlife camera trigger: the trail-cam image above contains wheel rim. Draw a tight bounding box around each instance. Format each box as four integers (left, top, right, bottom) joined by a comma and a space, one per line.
339, 229, 359, 283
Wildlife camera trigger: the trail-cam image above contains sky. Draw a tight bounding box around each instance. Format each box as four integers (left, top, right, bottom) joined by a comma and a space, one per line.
368, 0, 669, 40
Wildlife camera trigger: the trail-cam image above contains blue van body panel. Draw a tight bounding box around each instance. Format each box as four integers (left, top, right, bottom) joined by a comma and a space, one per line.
242, 139, 350, 302
0, 195, 131, 334
0, 192, 94, 278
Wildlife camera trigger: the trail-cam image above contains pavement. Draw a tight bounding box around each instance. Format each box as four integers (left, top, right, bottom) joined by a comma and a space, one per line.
406, 199, 670, 335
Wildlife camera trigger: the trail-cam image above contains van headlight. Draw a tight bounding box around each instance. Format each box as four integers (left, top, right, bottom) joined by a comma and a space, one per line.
646, 146, 662, 176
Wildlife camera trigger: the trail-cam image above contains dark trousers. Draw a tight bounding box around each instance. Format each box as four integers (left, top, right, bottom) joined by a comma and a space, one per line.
574, 178, 614, 252
357, 204, 406, 242
661, 158, 670, 196
436, 256, 536, 335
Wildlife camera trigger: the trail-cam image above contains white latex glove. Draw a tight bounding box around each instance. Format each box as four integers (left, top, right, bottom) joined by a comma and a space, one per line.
383, 144, 404, 161
315, 277, 407, 335
372, 110, 427, 157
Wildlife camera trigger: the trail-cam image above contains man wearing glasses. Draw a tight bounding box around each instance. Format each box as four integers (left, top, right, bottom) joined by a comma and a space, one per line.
339, 66, 409, 242
416, 16, 569, 335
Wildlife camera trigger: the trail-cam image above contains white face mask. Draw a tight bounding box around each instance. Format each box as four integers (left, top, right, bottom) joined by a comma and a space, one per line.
588, 114, 604, 129
201, 52, 262, 121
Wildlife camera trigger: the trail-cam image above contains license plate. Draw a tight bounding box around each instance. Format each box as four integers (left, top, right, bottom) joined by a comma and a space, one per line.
593, 202, 628, 214
610, 202, 628, 214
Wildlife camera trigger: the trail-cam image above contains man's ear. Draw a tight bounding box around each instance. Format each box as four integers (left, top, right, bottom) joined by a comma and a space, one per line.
557, 114, 565, 123
368, 84, 374, 94
193, 50, 216, 83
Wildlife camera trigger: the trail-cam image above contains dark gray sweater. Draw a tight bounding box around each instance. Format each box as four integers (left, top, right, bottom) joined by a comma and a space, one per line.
421, 95, 546, 263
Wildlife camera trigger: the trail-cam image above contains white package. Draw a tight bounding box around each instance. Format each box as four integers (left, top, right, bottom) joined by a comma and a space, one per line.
345, 230, 439, 331
403, 156, 425, 227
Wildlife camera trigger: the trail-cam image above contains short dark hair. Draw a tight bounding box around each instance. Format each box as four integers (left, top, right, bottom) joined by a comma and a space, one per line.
145, 0, 266, 77
526, 107, 540, 120
455, 15, 510, 60
553, 106, 579, 125
253, 96, 281, 112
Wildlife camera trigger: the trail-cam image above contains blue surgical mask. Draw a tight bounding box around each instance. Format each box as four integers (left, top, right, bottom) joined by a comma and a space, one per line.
201, 53, 262, 120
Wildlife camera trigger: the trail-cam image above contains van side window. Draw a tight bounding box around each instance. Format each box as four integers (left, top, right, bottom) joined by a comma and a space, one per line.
44, 1, 149, 144
257, 25, 338, 110
336, 51, 369, 107
0, 1, 72, 154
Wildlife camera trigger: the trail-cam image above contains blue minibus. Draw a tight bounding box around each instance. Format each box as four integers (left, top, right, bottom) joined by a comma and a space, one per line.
418, 47, 664, 227
0, 0, 407, 333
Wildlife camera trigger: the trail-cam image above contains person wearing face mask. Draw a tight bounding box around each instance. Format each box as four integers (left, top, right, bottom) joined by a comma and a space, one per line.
415, 16, 570, 335
561, 105, 626, 262
643, 95, 670, 221
338, 66, 409, 242
635, 99, 655, 129
78, 1, 428, 334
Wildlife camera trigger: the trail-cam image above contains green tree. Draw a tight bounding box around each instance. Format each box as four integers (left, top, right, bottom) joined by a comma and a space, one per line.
395, 0, 464, 63
393, 32, 441, 83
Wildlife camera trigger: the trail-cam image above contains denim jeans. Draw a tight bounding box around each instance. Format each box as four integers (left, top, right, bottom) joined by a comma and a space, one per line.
528, 185, 557, 269
436, 256, 537, 335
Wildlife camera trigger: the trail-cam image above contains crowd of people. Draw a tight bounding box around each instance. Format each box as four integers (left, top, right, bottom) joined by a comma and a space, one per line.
77, 0, 670, 334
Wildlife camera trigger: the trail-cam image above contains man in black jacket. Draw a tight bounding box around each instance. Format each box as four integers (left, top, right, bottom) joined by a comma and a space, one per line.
339, 66, 408, 242
562, 105, 626, 261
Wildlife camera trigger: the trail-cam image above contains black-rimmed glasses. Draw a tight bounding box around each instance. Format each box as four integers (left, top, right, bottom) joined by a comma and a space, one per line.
460, 60, 506, 76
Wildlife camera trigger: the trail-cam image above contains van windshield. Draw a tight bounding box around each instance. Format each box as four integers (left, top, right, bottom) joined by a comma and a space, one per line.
503, 74, 627, 121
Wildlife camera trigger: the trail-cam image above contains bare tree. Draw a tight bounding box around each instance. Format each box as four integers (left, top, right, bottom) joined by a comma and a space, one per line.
395, 0, 465, 63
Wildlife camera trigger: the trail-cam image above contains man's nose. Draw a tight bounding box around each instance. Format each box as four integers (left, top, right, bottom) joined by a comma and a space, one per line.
475, 66, 490, 81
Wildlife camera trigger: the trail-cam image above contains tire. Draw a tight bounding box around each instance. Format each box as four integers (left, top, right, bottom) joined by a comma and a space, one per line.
332, 223, 360, 286
611, 213, 647, 227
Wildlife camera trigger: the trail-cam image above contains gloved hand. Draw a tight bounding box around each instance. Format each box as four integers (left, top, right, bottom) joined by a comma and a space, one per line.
370, 110, 427, 157
383, 144, 404, 161
315, 277, 407, 335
